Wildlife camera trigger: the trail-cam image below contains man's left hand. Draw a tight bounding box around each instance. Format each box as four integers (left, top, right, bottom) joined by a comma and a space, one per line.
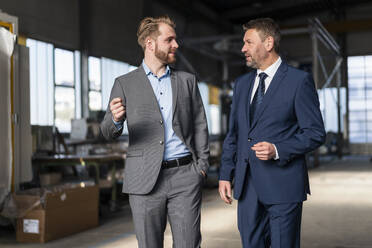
251, 142, 276, 160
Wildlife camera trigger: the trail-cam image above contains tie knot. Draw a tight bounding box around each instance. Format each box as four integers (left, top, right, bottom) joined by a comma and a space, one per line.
258, 72, 268, 81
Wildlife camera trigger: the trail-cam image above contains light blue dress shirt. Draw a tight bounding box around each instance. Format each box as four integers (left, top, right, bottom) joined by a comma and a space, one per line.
113, 61, 190, 160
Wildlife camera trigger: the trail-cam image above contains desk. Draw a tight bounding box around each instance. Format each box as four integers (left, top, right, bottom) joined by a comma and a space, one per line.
32, 153, 126, 210
65, 137, 128, 155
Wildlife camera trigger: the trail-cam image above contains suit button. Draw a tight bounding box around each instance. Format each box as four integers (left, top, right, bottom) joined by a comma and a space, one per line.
244, 159, 249, 163
248, 138, 252, 142
160, 120, 163, 125
159, 141, 164, 145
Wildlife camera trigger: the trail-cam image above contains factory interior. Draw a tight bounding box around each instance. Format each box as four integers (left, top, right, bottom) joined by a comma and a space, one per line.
1, 0, 372, 247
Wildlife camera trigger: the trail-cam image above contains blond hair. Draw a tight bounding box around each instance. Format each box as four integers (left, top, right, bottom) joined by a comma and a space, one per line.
137, 16, 176, 51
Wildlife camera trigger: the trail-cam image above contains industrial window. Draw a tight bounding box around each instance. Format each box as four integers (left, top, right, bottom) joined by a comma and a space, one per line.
88, 56, 102, 111
348, 55, 372, 143
54, 48, 79, 133
318, 88, 346, 134
26, 39, 54, 126
27, 39, 81, 132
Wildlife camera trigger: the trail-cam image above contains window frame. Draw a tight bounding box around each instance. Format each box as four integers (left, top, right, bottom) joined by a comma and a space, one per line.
53, 47, 77, 133
88, 56, 103, 112
348, 55, 372, 143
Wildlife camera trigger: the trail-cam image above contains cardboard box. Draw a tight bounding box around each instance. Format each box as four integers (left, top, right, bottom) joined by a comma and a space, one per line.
15, 185, 99, 243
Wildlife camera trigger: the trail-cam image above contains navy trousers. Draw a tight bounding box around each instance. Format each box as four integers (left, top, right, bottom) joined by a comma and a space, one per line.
238, 170, 303, 248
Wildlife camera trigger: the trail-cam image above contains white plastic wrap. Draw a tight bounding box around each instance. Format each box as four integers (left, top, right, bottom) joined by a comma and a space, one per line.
0, 26, 16, 206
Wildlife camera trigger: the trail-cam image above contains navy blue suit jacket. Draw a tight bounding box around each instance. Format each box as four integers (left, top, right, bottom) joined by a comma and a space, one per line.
219, 61, 326, 204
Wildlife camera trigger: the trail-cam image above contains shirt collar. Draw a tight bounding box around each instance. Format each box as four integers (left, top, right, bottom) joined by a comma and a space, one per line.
142, 60, 171, 78
257, 56, 282, 78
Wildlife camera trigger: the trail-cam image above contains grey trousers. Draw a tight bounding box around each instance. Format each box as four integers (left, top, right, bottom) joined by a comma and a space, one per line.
129, 162, 204, 248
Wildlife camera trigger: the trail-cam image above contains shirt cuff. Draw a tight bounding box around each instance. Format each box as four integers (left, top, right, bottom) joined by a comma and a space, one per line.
273, 144, 279, 160
112, 118, 123, 130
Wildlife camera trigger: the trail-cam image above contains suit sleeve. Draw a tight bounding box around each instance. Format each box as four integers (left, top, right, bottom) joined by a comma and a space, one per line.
275, 73, 326, 166
191, 75, 210, 173
219, 82, 238, 181
100, 78, 127, 140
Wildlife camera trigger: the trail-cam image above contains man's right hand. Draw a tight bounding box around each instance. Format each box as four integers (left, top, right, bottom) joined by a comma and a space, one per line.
110, 97, 126, 122
219, 180, 233, 204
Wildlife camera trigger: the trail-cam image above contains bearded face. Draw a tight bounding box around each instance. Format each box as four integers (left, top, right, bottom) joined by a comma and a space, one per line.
149, 23, 178, 65
241, 29, 269, 69
155, 41, 177, 64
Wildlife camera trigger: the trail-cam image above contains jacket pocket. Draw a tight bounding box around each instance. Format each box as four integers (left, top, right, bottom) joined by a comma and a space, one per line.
126, 149, 143, 157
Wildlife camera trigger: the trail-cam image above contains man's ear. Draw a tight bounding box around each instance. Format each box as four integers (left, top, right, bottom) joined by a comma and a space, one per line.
265, 36, 274, 52
146, 37, 154, 51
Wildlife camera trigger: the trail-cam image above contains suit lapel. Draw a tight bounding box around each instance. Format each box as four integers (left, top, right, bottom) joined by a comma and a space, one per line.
137, 65, 162, 114
245, 72, 257, 130
170, 70, 178, 118
250, 62, 288, 130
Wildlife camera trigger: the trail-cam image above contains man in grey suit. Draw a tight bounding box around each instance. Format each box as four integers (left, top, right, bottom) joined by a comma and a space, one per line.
100, 16, 209, 248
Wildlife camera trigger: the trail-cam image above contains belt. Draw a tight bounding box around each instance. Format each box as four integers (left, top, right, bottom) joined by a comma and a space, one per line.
162, 155, 193, 169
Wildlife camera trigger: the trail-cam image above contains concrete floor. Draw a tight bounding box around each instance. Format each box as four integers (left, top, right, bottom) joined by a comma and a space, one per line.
1, 156, 372, 247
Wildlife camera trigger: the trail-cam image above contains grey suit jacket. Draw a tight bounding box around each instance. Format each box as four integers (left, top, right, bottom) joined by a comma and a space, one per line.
100, 65, 209, 194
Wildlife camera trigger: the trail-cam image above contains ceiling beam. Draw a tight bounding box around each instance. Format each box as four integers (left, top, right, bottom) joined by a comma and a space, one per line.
222, 0, 372, 23
155, 0, 234, 32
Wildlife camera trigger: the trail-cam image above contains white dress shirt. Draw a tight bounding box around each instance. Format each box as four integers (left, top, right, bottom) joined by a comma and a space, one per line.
250, 57, 282, 103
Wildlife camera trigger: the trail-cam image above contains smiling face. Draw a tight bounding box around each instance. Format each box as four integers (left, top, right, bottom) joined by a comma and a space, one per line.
241, 28, 269, 69
153, 23, 179, 64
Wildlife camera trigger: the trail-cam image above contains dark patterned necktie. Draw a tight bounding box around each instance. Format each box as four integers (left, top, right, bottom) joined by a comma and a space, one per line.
250, 72, 268, 124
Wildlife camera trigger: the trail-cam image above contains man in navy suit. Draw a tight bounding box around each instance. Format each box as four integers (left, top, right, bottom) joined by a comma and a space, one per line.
218, 18, 325, 248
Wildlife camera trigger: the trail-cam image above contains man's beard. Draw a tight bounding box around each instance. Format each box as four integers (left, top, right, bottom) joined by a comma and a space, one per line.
245, 54, 259, 69
246, 59, 259, 69
245, 51, 268, 69
155, 43, 176, 64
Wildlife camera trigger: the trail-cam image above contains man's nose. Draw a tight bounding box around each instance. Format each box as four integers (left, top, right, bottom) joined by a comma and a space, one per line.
241, 45, 246, 53
173, 40, 179, 49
